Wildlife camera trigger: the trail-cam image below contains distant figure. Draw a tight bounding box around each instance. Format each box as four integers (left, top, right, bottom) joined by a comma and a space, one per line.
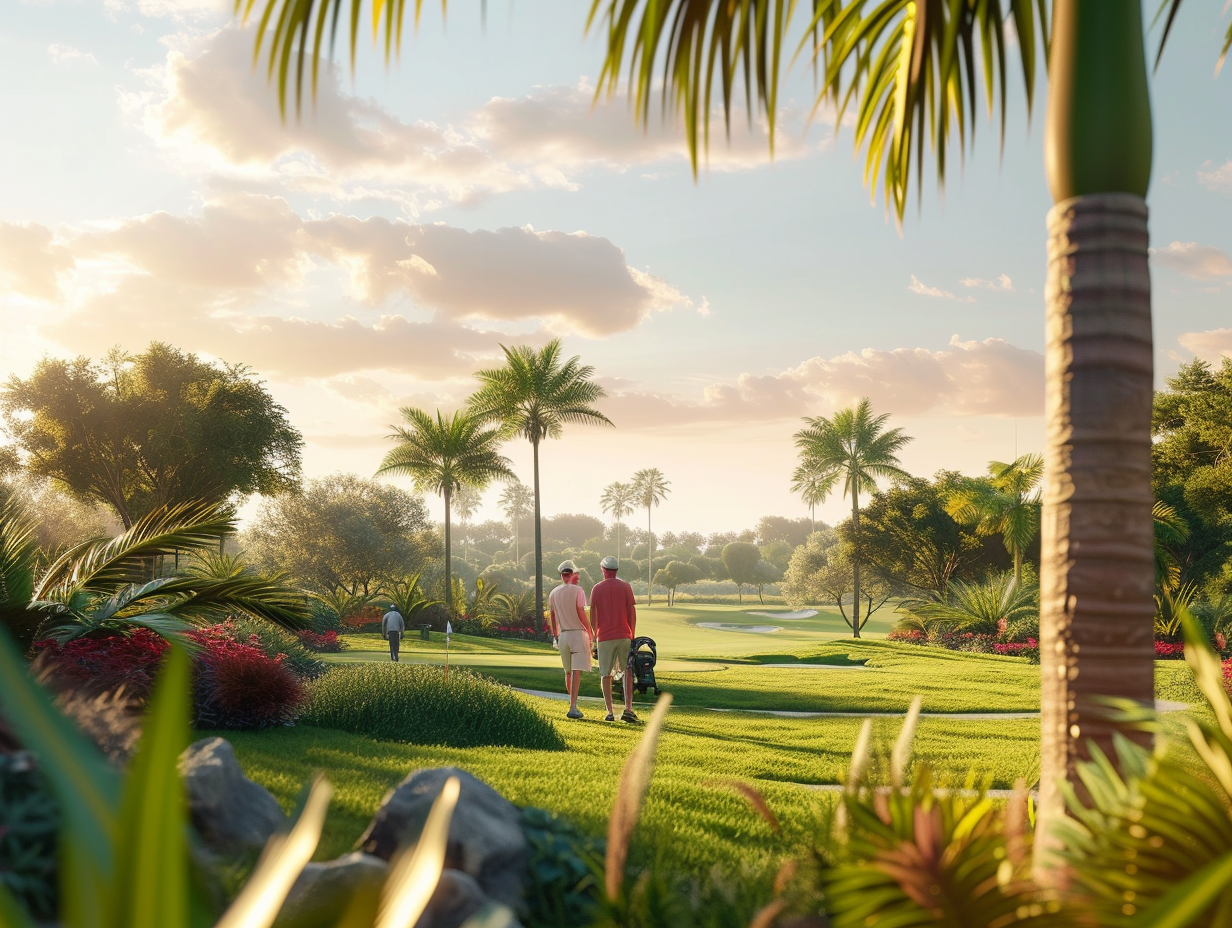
549, 560, 592, 720
590, 556, 639, 723
382, 605, 405, 662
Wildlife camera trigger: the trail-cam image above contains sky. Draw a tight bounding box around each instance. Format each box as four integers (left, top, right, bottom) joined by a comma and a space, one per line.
1, 1, 1230, 536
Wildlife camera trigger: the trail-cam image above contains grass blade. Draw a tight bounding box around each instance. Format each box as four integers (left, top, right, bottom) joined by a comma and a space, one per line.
606, 693, 673, 900
375, 775, 460, 928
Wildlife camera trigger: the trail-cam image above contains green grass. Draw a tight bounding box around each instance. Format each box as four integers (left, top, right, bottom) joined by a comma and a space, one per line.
301, 664, 565, 750
217, 697, 1042, 875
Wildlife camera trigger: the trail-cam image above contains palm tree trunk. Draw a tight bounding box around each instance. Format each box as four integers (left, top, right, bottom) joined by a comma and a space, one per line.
532, 439, 544, 627
1036, 193, 1155, 874
646, 506, 653, 604
443, 485, 453, 613
851, 489, 861, 639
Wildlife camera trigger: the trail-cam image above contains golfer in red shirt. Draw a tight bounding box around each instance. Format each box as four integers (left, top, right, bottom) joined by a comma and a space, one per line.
589, 556, 639, 723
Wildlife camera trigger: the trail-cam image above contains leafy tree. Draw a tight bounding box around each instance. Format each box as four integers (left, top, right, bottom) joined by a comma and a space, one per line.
631, 468, 671, 603
755, 516, 815, 548
705, 530, 754, 551
1, 344, 302, 528
468, 340, 612, 624
720, 542, 760, 604
542, 513, 606, 549
794, 400, 911, 638
689, 554, 724, 581
782, 531, 891, 634
377, 408, 514, 613
945, 454, 1044, 588
242, 473, 437, 599
600, 481, 636, 562
760, 541, 794, 573
498, 481, 533, 565
750, 560, 782, 606
1, 476, 114, 555
852, 475, 994, 603
653, 559, 701, 606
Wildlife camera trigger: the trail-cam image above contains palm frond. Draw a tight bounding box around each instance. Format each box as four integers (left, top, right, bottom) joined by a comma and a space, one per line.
35, 500, 234, 600
1154, 0, 1232, 74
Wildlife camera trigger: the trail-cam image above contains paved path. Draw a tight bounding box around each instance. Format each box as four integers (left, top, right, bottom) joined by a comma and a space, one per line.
514, 687, 1189, 719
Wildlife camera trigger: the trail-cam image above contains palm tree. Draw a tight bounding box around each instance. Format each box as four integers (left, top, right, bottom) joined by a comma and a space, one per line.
238, 0, 1231, 865
630, 469, 670, 603
600, 481, 636, 562
793, 400, 911, 639
945, 454, 1044, 589
376, 408, 513, 613
498, 481, 534, 566
453, 483, 482, 562
467, 341, 612, 622
790, 464, 828, 534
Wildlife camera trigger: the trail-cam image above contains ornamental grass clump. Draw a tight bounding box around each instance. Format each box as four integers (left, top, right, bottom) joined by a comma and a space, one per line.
301, 664, 565, 750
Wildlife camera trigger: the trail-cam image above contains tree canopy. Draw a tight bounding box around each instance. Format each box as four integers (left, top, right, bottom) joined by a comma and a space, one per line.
241, 473, 438, 598
1, 343, 302, 528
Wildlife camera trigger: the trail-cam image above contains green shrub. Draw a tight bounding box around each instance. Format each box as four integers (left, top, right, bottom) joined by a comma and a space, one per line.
0, 752, 58, 921
300, 664, 566, 750
225, 615, 326, 680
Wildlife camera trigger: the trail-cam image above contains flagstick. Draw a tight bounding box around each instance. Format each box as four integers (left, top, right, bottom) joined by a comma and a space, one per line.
444, 619, 452, 683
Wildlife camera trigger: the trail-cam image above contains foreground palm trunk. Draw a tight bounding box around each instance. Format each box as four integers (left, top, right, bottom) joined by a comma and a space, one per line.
1037, 192, 1155, 872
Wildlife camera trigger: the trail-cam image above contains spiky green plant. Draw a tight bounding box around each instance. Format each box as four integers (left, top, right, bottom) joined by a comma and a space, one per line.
376, 570, 440, 624
899, 572, 1040, 638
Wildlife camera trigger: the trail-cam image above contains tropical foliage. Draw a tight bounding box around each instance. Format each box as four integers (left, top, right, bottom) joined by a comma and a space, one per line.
631, 469, 671, 602
945, 454, 1043, 588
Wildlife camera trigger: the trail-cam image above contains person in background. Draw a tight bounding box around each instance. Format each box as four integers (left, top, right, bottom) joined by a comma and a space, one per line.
548, 560, 592, 720
589, 556, 639, 723
382, 604, 405, 662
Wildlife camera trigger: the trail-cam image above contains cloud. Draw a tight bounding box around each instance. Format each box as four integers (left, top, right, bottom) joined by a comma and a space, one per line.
47, 44, 98, 66
19, 193, 693, 376
1151, 241, 1232, 279
908, 275, 974, 302
1198, 160, 1232, 193
603, 335, 1044, 428
0, 223, 74, 300
960, 274, 1014, 291
1178, 329, 1232, 361
135, 28, 825, 211
105, 0, 226, 19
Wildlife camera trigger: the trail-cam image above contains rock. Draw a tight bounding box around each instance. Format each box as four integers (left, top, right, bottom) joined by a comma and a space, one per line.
275, 852, 389, 927
356, 767, 528, 913
417, 869, 523, 928
179, 737, 286, 856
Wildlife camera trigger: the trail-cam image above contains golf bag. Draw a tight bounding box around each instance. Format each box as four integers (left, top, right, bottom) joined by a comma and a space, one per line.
626, 636, 659, 696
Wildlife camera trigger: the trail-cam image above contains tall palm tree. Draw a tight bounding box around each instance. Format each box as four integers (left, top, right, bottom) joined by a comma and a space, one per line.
467, 341, 612, 621
452, 483, 482, 562
630, 469, 670, 603
498, 480, 534, 566
376, 408, 513, 613
599, 481, 636, 562
790, 464, 828, 534
946, 453, 1044, 589
793, 400, 911, 639
239, 0, 1231, 866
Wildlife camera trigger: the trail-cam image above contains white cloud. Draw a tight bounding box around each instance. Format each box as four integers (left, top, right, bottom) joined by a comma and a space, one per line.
1178, 329, 1232, 361
1151, 241, 1232, 279
47, 44, 98, 66
602, 335, 1044, 428
133, 27, 827, 211
0, 222, 74, 300
960, 274, 1014, 291
1198, 159, 1232, 193
908, 275, 973, 302
105, 0, 226, 19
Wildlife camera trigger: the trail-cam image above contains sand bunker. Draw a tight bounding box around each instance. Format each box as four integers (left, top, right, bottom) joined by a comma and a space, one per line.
698, 622, 781, 633
748, 610, 818, 620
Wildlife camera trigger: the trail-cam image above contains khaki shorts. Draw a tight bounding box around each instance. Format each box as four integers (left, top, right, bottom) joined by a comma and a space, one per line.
557, 629, 592, 673
598, 638, 631, 677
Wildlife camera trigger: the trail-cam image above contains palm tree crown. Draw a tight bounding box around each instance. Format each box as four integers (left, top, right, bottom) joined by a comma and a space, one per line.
498, 481, 534, 566
946, 453, 1044, 588
467, 340, 612, 620
631, 469, 671, 602
376, 408, 513, 611
600, 481, 636, 562
793, 399, 911, 638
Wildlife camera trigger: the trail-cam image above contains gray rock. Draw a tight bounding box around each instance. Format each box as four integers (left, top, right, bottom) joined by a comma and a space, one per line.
276, 852, 389, 927
356, 767, 528, 913
179, 737, 286, 856
417, 869, 512, 928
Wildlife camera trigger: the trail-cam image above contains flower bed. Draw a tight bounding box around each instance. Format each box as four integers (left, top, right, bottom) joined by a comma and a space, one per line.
1154, 641, 1185, 659
296, 629, 345, 653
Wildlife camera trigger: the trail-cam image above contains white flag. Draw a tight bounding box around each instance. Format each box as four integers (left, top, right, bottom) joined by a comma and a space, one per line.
446, 621, 453, 639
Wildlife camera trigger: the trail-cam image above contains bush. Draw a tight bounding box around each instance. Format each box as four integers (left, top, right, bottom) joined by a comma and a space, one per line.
189, 623, 308, 730
0, 752, 58, 921
221, 615, 326, 680
1155, 641, 1185, 660
295, 629, 345, 653
993, 639, 1040, 662
301, 664, 565, 750
33, 630, 169, 700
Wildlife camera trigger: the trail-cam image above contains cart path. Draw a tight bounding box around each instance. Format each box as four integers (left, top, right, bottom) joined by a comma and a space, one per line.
513, 688, 1189, 719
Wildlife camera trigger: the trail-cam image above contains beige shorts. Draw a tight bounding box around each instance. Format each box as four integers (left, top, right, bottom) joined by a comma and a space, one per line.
598, 638, 631, 677
557, 629, 592, 673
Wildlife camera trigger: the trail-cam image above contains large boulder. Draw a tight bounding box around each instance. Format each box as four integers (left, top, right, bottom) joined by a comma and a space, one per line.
356, 767, 528, 913
275, 852, 389, 927
179, 737, 286, 856
418, 870, 522, 928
